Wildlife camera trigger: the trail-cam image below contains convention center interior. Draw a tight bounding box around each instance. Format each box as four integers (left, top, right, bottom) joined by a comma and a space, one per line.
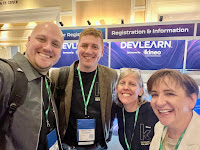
0, 0, 200, 149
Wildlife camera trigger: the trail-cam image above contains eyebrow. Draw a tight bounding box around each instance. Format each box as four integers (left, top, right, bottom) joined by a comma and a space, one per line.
151, 89, 175, 93
36, 35, 62, 43
81, 42, 99, 45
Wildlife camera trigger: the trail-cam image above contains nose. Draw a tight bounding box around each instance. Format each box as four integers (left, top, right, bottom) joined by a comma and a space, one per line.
85, 46, 93, 54
43, 41, 53, 52
155, 94, 166, 107
123, 83, 130, 90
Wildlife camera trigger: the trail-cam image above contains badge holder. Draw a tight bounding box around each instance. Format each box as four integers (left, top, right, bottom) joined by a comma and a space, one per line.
47, 129, 59, 150
77, 118, 95, 145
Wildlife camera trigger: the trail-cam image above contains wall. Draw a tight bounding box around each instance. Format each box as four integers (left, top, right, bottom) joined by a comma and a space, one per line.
76, 0, 131, 26
0, 0, 72, 11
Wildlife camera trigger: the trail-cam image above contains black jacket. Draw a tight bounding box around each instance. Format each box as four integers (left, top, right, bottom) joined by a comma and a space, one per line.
116, 102, 158, 150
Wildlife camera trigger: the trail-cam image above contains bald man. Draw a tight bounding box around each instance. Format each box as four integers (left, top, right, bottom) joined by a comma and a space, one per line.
0, 22, 64, 150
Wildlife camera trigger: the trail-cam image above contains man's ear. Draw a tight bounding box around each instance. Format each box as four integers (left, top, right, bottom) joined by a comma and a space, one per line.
101, 47, 104, 57
26, 36, 31, 48
189, 93, 197, 110
28, 36, 31, 42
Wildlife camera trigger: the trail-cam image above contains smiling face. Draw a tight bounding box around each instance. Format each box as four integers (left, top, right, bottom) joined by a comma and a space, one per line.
77, 35, 104, 72
150, 77, 196, 129
117, 73, 143, 111
26, 22, 64, 75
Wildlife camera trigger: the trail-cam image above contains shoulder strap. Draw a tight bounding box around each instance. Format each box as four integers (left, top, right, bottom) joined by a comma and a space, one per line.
55, 66, 70, 108
0, 58, 28, 134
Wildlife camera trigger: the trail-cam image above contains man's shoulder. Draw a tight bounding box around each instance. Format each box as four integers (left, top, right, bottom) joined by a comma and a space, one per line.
98, 64, 117, 74
50, 68, 60, 82
0, 59, 15, 99
0, 59, 15, 77
51, 68, 60, 74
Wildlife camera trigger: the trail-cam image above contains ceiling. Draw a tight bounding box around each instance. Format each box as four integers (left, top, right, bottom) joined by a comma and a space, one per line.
151, 0, 200, 21
0, 0, 200, 26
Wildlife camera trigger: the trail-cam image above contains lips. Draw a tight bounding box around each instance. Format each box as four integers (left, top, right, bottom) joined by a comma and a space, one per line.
39, 53, 51, 58
84, 56, 93, 59
158, 109, 173, 114
122, 93, 131, 97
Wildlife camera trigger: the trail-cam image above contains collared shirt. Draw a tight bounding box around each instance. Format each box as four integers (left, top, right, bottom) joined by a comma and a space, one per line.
38, 76, 57, 150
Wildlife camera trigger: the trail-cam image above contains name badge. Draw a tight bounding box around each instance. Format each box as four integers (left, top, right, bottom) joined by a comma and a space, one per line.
47, 129, 59, 150
77, 119, 95, 145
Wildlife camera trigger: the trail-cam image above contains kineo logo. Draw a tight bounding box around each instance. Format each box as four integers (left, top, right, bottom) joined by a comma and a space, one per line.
143, 49, 161, 57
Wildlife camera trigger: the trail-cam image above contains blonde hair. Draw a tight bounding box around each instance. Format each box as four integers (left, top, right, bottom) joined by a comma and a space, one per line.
79, 28, 103, 47
115, 68, 148, 107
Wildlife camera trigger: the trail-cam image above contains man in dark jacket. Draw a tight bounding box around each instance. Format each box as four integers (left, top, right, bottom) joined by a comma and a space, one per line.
0, 22, 64, 150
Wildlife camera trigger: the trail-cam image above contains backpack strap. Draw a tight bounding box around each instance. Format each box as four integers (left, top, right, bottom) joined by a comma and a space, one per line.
55, 66, 70, 108
0, 58, 28, 134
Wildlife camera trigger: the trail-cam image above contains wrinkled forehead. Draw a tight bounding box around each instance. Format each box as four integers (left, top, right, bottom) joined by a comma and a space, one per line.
152, 76, 181, 90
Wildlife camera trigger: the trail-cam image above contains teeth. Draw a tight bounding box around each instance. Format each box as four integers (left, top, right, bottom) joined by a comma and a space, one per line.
85, 57, 92, 59
122, 93, 130, 97
159, 110, 171, 113
39, 53, 50, 58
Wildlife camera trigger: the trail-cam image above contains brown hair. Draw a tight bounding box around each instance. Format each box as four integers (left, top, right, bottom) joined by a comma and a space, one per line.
116, 68, 148, 107
79, 28, 103, 47
147, 69, 199, 97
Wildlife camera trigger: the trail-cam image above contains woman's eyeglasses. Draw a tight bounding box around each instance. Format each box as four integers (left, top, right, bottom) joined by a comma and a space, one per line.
120, 68, 141, 75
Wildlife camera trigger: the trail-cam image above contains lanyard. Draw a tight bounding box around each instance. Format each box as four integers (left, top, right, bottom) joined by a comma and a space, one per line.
160, 126, 186, 150
78, 67, 98, 116
44, 77, 51, 127
122, 106, 140, 150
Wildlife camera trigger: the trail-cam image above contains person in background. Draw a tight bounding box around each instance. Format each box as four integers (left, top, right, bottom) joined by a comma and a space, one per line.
0, 22, 64, 150
115, 68, 158, 150
147, 69, 200, 150
51, 28, 118, 150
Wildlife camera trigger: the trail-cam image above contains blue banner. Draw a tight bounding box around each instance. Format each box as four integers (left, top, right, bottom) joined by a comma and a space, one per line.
194, 99, 200, 115
53, 42, 109, 68
108, 24, 194, 39
186, 39, 200, 69
196, 23, 200, 36
62, 28, 106, 40
110, 40, 185, 70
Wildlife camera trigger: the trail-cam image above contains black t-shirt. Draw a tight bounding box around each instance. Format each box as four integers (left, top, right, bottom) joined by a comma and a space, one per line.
37, 76, 57, 150
63, 67, 106, 147
117, 102, 158, 150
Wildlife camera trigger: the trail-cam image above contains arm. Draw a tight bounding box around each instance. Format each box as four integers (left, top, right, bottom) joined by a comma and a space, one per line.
50, 68, 60, 109
106, 102, 117, 142
50, 68, 60, 93
0, 69, 5, 116
107, 70, 118, 142
0, 61, 14, 126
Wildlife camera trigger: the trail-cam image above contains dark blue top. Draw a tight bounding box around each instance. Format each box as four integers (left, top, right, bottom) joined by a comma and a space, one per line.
116, 102, 158, 150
